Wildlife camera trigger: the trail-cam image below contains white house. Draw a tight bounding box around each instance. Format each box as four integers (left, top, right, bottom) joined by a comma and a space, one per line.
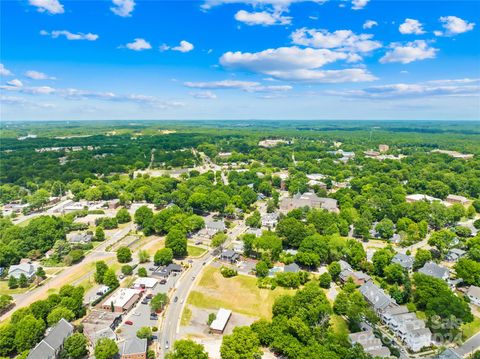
8, 263, 36, 279
261, 213, 279, 228
467, 286, 480, 306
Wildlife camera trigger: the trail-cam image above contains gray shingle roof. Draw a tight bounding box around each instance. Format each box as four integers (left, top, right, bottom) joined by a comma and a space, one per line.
359, 281, 395, 311
418, 262, 449, 280
27, 318, 74, 359
121, 337, 147, 355
392, 253, 414, 269
284, 263, 300, 273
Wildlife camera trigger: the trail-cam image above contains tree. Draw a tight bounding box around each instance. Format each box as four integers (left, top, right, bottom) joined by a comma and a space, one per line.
18, 274, 28, 288
328, 261, 341, 281
211, 232, 227, 248
95, 261, 108, 284
384, 263, 406, 285
94, 338, 118, 359
14, 314, 46, 352
428, 229, 456, 255
116, 246, 132, 263
95, 226, 105, 241
372, 248, 394, 277
413, 249, 432, 270
245, 211, 261, 228
0, 294, 13, 313
136, 326, 153, 341
151, 293, 169, 312
375, 218, 394, 239
154, 248, 174, 266
319, 272, 332, 288
0, 323, 16, 357
61, 333, 88, 359
207, 313, 216, 325
138, 267, 147, 277
47, 306, 75, 326
255, 261, 269, 278
455, 258, 480, 286
103, 269, 119, 288
276, 217, 306, 247
8, 276, 18, 289
134, 206, 154, 233
115, 208, 131, 223
165, 229, 187, 258
138, 249, 149, 263
28, 189, 50, 210
36, 266, 46, 280
166, 339, 209, 359
220, 326, 262, 359
121, 265, 133, 276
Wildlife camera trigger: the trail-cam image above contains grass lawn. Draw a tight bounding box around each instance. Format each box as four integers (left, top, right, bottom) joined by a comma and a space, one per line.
181, 305, 192, 326
330, 314, 349, 336
462, 315, 480, 341
0, 280, 31, 295
145, 237, 166, 256
187, 245, 207, 258
188, 266, 295, 319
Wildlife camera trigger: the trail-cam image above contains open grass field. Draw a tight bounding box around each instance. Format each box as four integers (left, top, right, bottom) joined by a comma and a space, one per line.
187, 245, 207, 258
181, 305, 193, 326
330, 314, 349, 337
0, 281, 31, 295
461, 315, 480, 340
187, 266, 295, 319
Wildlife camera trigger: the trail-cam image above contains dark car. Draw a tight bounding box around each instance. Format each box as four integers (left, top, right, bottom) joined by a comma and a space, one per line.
174, 296, 178, 303
160, 279, 167, 285
150, 314, 158, 320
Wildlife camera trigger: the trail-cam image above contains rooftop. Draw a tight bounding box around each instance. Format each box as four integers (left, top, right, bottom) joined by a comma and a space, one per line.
121, 337, 147, 355
210, 308, 232, 332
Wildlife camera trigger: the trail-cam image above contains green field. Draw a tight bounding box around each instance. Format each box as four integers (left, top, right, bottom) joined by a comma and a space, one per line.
187, 245, 207, 258
0, 281, 31, 295
461, 315, 480, 340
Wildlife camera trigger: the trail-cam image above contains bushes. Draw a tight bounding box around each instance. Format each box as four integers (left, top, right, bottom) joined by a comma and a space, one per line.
220, 266, 237, 278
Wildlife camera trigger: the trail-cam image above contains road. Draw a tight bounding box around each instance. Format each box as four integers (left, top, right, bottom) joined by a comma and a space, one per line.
455, 331, 480, 357
159, 218, 247, 357
0, 223, 133, 323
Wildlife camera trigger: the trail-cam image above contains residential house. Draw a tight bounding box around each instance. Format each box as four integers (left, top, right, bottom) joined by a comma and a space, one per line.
348, 330, 391, 358
246, 228, 262, 237
391, 253, 414, 271
283, 263, 300, 273
466, 285, 480, 306
340, 268, 371, 285
8, 262, 36, 280
220, 249, 239, 263
102, 288, 141, 313
418, 262, 449, 281
210, 308, 232, 334
67, 232, 93, 244
404, 328, 431, 352
205, 220, 226, 236
359, 281, 396, 316
153, 263, 183, 277
446, 248, 467, 262
120, 337, 147, 359
261, 213, 279, 228
27, 318, 74, 359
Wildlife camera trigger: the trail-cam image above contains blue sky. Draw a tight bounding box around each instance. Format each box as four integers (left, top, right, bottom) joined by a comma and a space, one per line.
1, 0, 479, 120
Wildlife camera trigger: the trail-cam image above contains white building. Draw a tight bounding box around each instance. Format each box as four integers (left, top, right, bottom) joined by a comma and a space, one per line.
210, 308, 232, 334
261, 213, 279, 228
8, 263, 36, 279
467, 286, 480, 306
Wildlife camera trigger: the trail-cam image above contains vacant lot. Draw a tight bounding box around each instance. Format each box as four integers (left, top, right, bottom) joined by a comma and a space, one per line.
187, 266, 295, 319
187, 245, 206, 258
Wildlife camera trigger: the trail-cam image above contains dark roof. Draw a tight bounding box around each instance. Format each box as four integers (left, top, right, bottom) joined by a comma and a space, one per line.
284, 263, 300, 273
436, 348, 462, 359
391, 253, 414, 269
166, 263, 182, 271
221, 249, 238, 259
418, 262, 449, 279
27, 318, 74, 359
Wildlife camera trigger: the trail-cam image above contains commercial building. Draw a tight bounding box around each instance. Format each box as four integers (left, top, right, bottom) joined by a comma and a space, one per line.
445, 195, 470, 205
102, 288, 141, 313
82, 310, 122, 345
280, 192, 338, 214
210, 308, 232, 334
120, 337, 147, 359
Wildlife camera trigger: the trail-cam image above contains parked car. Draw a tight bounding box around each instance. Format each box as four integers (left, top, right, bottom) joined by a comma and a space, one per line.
141, 298, 149, 304
160, 279, 167, 284
150, 314, 157, 320
125, 320, 133, 325
165, 341, 169, 349
174, 296, 178, 303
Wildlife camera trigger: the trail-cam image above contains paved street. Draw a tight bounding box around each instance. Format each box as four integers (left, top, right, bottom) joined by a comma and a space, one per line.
455, 331, 480, 357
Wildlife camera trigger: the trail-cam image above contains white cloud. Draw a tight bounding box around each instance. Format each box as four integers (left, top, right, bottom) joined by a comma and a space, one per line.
328, 80, 480, 99
380, 40, 437, 64
41, 30, 99, 41
291, 28, 381, 53
172, 40, 194, 53
111, 0, 135, 17
184, 80, 261, 89
190, 91, 218, 99
202, 0, 326, 11
0, 83, 183, 108
7, 79, 23, 87
29, 0, 64, 14
363, 20, 377, 29
435, 16, 475, 36
184, 80, 293, 92
351, 0, 369, 10
220, 46, 376, 83
234, 9, 291, 26
125, 38, 152, 51
0, 64, 12, 76
25, 70, 55, 80
399, 18, 425, 34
